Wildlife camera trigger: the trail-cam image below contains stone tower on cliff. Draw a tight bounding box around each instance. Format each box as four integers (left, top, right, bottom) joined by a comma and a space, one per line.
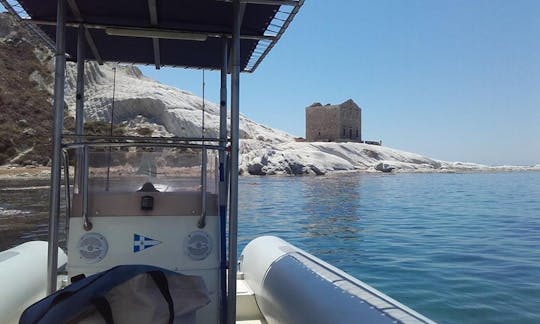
305, 99, 361, 142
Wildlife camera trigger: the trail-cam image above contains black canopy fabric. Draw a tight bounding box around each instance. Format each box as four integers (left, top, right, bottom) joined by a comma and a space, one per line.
16, 0, 301, 71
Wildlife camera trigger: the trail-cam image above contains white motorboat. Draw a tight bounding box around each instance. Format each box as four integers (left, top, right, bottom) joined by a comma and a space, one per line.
0, 1, 434, 323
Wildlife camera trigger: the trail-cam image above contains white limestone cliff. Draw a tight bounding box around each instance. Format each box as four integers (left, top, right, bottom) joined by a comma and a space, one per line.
62, 63, 539, 175
64, 63, 293, 143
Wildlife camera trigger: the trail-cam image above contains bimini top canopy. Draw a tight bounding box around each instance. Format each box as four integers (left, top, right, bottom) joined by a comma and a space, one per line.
8, 0, 303, 72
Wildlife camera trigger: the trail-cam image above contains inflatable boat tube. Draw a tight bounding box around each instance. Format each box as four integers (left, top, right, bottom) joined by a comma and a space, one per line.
239, 236, 434, 324
0, 241, 67, 324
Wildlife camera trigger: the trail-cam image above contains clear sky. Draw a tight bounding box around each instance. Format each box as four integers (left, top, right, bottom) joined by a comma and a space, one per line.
141, 1, 540, 166
3, 1, 539, 165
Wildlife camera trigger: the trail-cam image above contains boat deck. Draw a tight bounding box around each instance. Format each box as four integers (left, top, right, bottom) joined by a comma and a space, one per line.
236, 278, 265, 323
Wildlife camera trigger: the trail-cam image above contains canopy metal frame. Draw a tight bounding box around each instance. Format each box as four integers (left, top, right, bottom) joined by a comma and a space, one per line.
2, 0, 303, 72
0, 0, 303, 323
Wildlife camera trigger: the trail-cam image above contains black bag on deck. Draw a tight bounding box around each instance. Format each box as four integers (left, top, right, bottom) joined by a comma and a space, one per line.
19, 265, 210, 324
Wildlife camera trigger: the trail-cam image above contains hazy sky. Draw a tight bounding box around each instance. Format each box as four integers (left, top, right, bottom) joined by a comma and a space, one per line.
3, 1, 539, 165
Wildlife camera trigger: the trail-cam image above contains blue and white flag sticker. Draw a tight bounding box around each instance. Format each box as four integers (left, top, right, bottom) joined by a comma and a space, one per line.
133, 233, 162, 252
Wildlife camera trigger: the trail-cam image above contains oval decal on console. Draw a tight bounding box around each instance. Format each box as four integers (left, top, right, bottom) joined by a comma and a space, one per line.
184, 231, 212, 261
77, 232, 108, 263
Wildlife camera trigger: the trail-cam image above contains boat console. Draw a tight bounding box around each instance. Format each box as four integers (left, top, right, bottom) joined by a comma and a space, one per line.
66, 146, 222, 323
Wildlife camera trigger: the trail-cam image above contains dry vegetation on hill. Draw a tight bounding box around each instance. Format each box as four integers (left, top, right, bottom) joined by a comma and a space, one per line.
0, 13, 127, 166
0, 13, 55, 165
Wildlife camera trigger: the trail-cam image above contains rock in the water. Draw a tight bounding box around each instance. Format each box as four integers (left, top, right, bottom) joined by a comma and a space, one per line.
375, 162, 396, 172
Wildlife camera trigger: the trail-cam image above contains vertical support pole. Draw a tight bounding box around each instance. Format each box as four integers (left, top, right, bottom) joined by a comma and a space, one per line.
199, 71, 208, 229
219, 37, 229, 324
75, 25, 85, 139
47, 0, 66, 295
227, 1, 241, 323
82, 146, 90, 231
75, 24, 85, 195
199, 146, 208, 228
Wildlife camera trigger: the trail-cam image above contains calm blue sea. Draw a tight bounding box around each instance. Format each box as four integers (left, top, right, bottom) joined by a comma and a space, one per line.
237, 172, 540, 324
1, 172, 539, 323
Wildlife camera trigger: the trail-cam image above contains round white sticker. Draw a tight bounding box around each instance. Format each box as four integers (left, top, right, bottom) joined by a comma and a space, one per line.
77, 232, 108, 263
184, 231, 212, 261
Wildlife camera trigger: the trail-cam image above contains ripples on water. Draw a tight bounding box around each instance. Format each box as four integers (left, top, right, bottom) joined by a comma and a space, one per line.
238, 172, 540, 323
0, 179, 67, 249
1, 172, 539, 323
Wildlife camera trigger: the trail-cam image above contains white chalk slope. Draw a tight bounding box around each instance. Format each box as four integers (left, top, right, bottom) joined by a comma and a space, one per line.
64, 63, 539, 175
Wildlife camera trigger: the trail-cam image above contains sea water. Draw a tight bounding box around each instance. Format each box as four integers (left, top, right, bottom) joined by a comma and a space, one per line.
237, 172, 540, 323
1, 172, 539, 323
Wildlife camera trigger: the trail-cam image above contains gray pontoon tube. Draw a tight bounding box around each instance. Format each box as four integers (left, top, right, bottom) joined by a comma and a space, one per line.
240, 236, 436, 324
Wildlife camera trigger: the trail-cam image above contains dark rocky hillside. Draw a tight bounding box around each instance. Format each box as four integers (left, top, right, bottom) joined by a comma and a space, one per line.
0, 12, 56, 165
0, 13, 122, 166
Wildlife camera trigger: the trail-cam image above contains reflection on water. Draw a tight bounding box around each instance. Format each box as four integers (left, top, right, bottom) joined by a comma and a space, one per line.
2, 172, 540, 323
238, 172, 540, 324
238, 175, 365, 244
0, 179, 67, 250
301, 175, 362, 240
